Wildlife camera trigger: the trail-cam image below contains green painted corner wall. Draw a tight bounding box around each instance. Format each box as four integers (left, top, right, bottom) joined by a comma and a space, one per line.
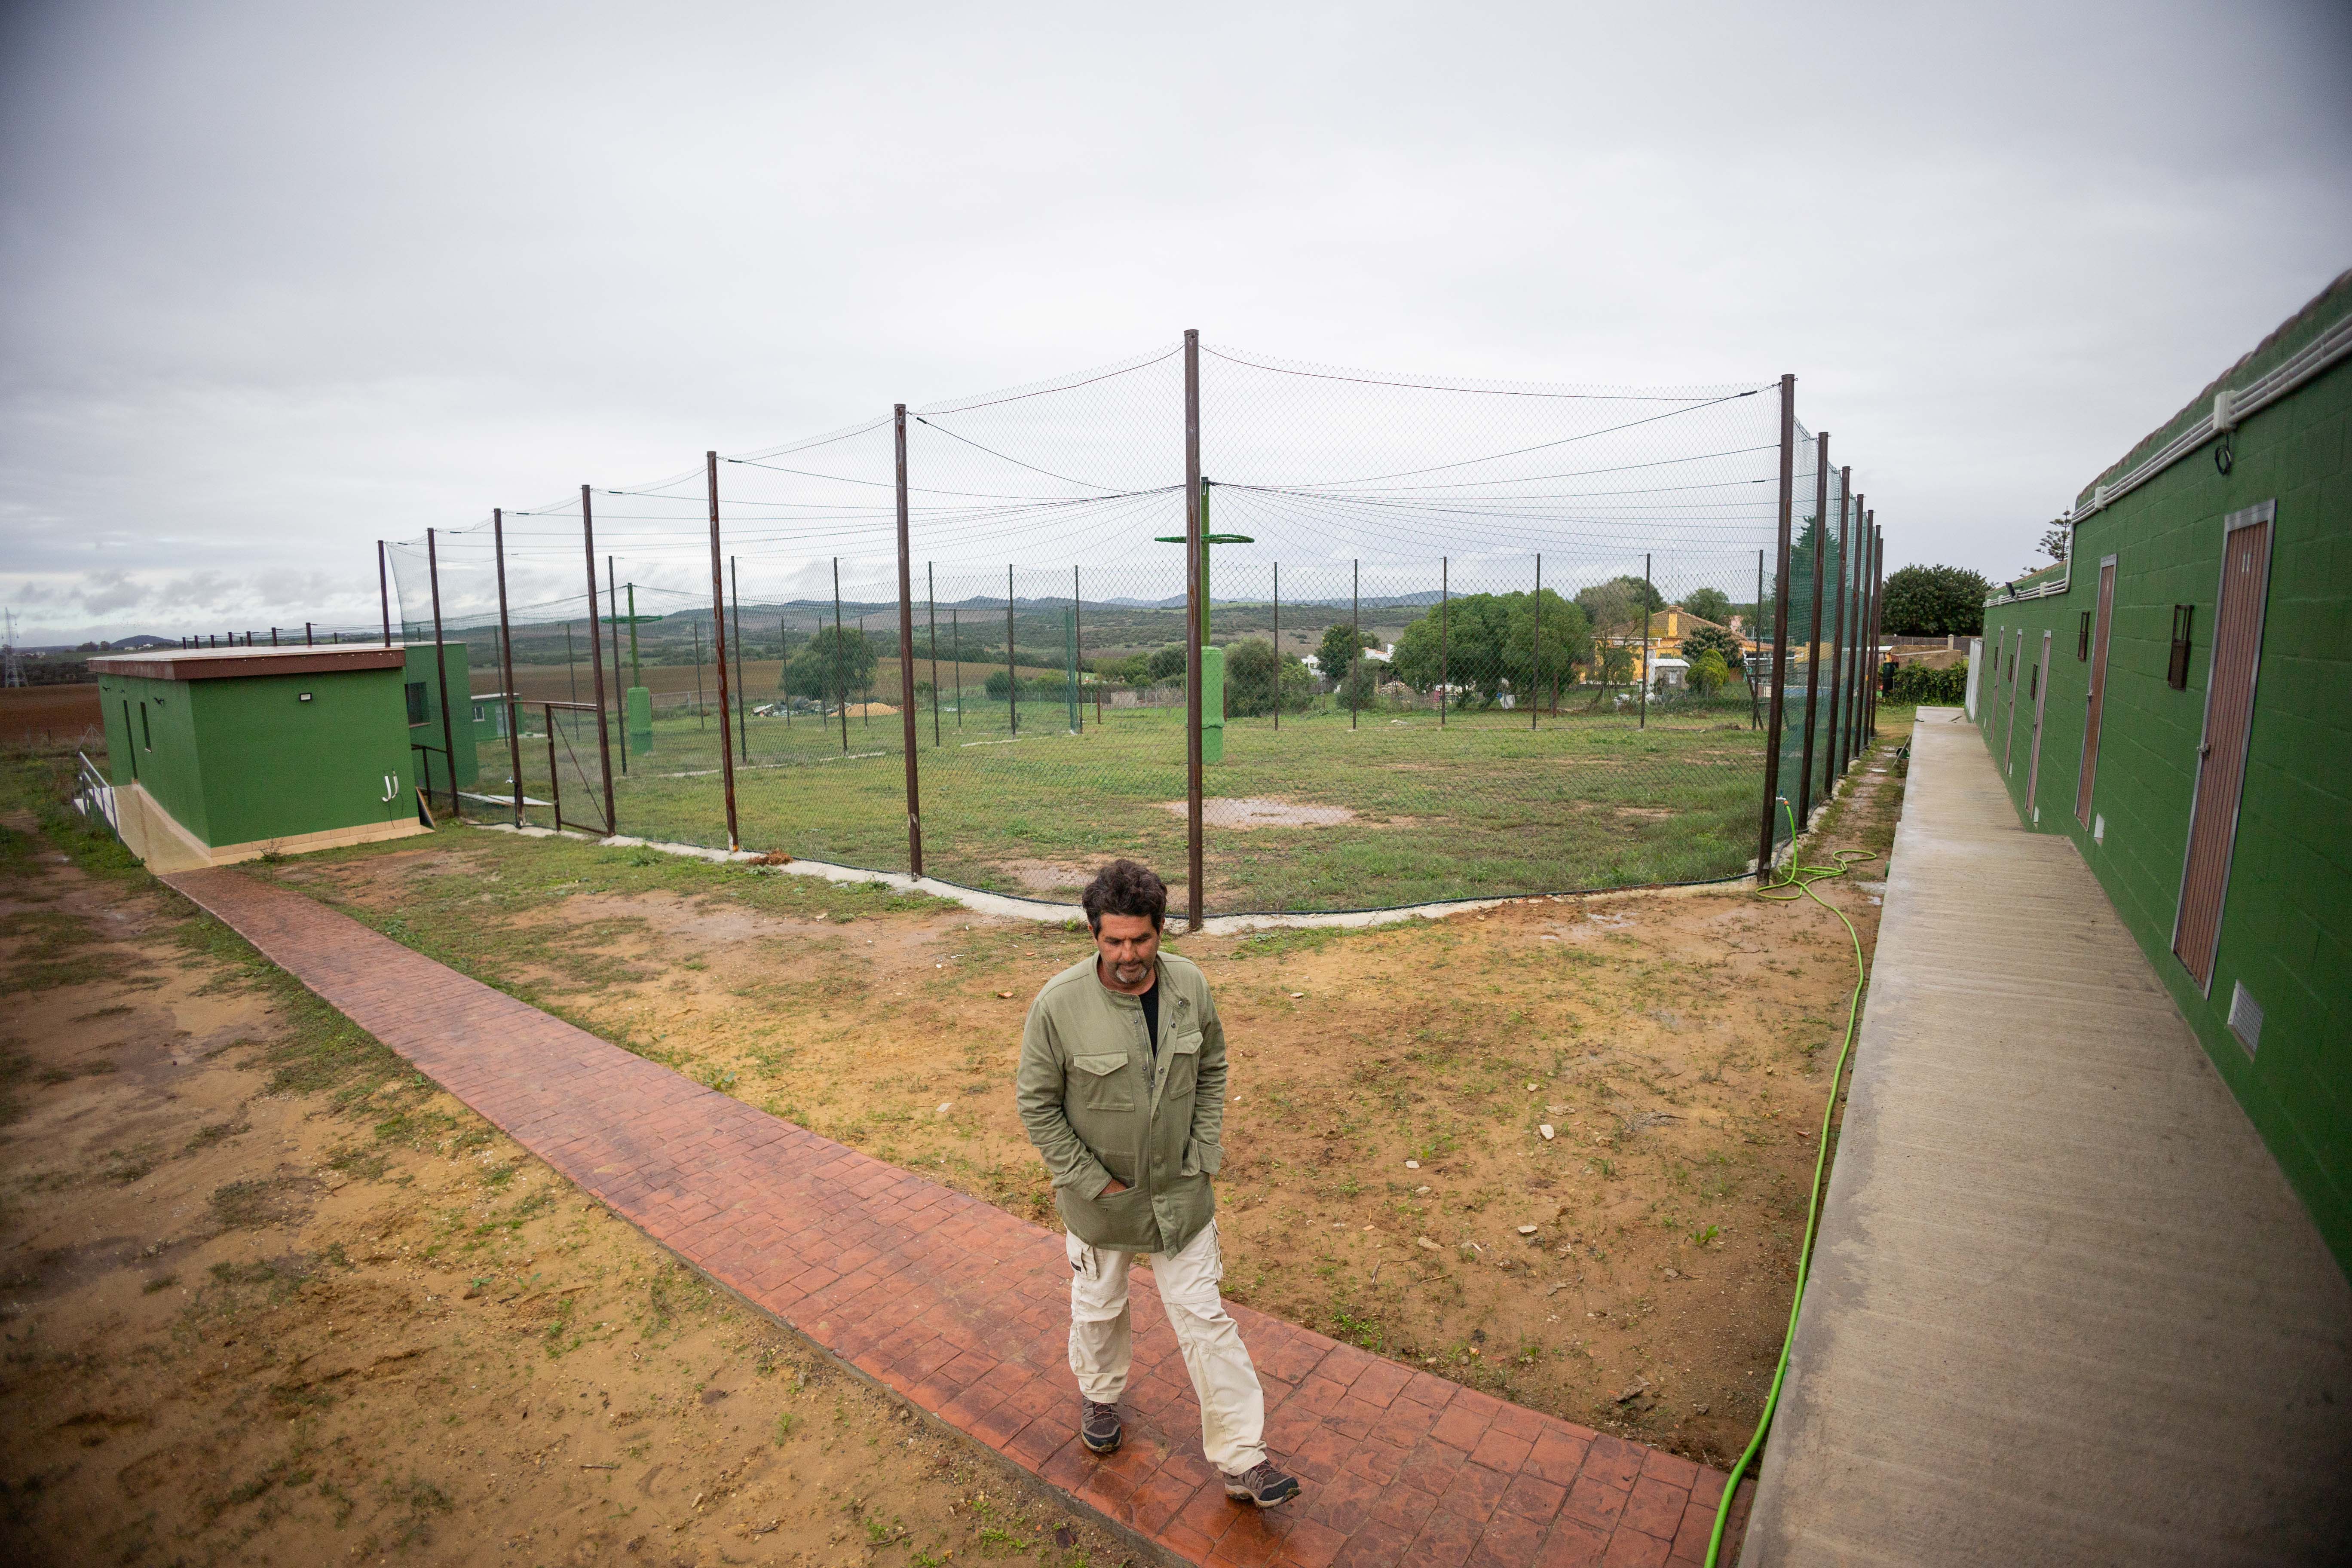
403, 644, 478, 790
1976, 355, 2351, 1276
97, 673, 210, 840
95, 664, 420, 848
190, 669, 419, 845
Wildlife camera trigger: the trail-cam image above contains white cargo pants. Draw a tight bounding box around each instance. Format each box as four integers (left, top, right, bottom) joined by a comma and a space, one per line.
1066, 1220, 1266, 1476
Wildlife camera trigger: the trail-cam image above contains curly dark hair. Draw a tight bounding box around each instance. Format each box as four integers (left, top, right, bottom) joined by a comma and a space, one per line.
1081, 859, 1167, 931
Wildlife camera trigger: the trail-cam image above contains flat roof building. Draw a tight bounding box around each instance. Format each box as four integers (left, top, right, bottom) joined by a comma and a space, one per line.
90, 643, 432, 872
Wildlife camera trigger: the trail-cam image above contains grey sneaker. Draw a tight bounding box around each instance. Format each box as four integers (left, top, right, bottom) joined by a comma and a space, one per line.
1080, 1400, 1122, 1455
1222, 1461, 1301, 1508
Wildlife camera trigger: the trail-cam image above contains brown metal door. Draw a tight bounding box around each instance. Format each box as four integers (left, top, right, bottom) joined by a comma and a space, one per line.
2003, 631, 2024, 774
2075, 558, 2116, 827
2172, 502, 2275, 992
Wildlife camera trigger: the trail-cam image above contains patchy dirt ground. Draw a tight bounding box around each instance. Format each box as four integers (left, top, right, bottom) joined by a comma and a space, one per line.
234, 714, 1912, 1475
0, 792, 1129, 1568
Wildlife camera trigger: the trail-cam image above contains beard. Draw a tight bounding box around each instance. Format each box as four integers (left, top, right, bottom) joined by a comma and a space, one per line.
1111, 958, 1151, 985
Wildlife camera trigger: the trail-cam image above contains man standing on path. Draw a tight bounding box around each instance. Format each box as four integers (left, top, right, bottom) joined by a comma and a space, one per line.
1016, 860, 1301, 1509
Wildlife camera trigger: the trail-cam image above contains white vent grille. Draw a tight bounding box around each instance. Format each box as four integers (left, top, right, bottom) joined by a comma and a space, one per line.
2228, 981, 2263, 1057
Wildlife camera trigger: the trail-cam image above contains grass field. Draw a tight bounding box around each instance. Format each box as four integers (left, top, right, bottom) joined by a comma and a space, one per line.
218, 718, 1911, 1468
503, 694, 1771, 913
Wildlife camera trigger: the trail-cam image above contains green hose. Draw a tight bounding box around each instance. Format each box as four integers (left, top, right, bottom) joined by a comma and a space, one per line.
1704, 796, 1876, 1567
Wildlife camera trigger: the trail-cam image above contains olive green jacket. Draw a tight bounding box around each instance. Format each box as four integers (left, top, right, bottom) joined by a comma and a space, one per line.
1016, 952, 1227, 1254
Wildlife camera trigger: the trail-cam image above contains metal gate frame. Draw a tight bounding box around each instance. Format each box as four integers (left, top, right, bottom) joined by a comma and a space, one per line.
539, 700, 612, 838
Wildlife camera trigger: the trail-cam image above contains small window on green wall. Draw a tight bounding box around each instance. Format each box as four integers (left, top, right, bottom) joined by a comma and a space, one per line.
2077, 611, 2091, 660
405, 681, 429, 725
2168, 606, 2195, 691
140, 703, 151, 750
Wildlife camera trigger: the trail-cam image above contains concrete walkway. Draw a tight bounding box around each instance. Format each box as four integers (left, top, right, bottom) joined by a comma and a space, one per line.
163, 865, 1747, 1568
1740, 710, 2352, 1564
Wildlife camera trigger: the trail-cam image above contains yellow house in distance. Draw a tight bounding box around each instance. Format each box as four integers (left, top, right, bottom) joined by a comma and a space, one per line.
1595, 606, 1753, 683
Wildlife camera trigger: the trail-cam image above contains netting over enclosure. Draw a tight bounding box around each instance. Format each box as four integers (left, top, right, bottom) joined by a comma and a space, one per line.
376, 338, 1887, 918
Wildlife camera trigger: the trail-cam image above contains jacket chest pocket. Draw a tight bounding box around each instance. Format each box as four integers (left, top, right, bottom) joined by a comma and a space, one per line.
1071, 1054, 1135, 1112
1163, 1030, 1202, 1093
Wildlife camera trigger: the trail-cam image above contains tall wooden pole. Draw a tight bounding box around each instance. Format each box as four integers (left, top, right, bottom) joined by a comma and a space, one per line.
1797, 433, 1829, 825
731, 556, 749, 764
494, 509, 524, 828
1849, 498, 1870, 758
378, 542, 392, 646
426, 527, 460, 819
582, 489, 616, 833
1867, 519, 1884, 740
1439, 557, 1449, 727
703, 453, 738, 850
894, 406, 924, 876
1823, 469, 1851, 792
1272, 562, 1280, 732
1183, 328, 1204, 932
1005, 566, 1019, 737
606, 556, 626, 777
1757, 375, 1797, 882
928, 563, 940, 748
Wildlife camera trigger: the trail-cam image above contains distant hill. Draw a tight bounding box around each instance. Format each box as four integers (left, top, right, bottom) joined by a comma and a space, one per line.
21, 634, 175, 653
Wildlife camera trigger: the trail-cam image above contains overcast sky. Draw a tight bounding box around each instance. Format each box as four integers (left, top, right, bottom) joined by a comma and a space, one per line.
3, 0, 2347, 643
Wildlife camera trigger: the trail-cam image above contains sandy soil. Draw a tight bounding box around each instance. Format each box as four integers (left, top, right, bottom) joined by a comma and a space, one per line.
0, 817, 1129, 1568
1157, 801, 1359, 830
243, 714, 1911, 1474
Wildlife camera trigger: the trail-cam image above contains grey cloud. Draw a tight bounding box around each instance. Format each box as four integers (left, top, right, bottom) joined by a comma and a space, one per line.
2, 0, 2348, 643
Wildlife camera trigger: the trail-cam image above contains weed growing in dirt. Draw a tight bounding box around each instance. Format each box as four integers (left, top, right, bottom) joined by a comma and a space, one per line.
210, 1176, 312, 1231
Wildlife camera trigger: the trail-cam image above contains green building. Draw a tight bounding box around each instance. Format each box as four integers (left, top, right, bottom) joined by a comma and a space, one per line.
402, 643, 478, 794
1975, 270, 2351, 1271
90, 643, 432, 871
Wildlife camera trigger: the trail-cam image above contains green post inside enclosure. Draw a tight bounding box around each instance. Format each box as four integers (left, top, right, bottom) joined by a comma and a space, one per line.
1973, 273, 2352, 1274
625, 686, 653, 754
1199, 645, 1225, 764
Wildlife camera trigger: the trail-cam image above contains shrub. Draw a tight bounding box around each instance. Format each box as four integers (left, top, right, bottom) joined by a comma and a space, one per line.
1887, 659, 1968, 704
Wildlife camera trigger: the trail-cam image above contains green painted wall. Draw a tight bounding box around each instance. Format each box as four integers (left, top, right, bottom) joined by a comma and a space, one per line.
97, 672, 211, 840
95, 663, 418, 848
191, 668, 419, 845
1976, 347, 2351, 1275
403, 644, 478, 790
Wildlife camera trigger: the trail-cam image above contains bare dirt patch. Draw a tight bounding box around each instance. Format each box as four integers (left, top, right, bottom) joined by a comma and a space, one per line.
995, 859, 1111, 897
0, 813, 1126, 1568
246, 712, 1913, 1471
1160, 797, 1360, 829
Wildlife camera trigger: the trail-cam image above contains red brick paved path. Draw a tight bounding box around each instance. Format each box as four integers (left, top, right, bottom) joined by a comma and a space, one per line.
167, 867, 1749, 1568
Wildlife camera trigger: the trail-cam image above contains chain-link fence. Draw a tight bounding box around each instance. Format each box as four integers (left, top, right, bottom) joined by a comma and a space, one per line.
363, 340, 1886, 917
